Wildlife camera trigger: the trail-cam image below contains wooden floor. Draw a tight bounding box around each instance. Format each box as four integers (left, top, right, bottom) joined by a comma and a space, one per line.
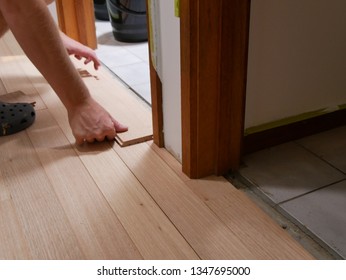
0, 32, 314, 260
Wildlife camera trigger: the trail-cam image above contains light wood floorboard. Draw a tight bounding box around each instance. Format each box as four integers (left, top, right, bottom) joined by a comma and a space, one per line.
27, 110, 141, 259
0, 31, 314, 260
0, 132, 83, 259
149, 144, 314, 259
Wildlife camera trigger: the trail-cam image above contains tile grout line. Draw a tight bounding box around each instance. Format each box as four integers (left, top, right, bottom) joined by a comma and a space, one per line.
276, 178, 346, 206
294, 140, 346, 175
95, 19, 151, 103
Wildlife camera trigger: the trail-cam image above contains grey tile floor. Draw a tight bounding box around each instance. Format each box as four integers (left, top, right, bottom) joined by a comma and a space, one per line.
239, 126, 346, 259
94, 19, 151, 105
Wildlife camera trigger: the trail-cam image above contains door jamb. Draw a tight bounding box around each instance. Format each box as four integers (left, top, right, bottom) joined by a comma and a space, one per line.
55, 0, 251, 178
180, 0, 251, 178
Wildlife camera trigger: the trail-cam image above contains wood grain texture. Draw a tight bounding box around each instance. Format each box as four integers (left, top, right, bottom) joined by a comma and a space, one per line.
0, 56, 36, 95
0, 30, 315, 260
216, 0, 250, 173
56, 0, 97, 49
1, 31, 153, 147
188, 179, 313, 259
76, 144, 199, 260
113, 143, 256, 260
1, 36, 195, 259
148, 141, 314, 259
146, 0, 164, 147
0, 34, 46, 110
72, 58, 153, 147
0, 44, 194, 258
0, 132, 84, 259
30, 109, 197, 259
180, 0, 250, 178
0, 200, 32, 259
27, 110, 142, 259
74, 0, 97, 49
0, 58, 45, 110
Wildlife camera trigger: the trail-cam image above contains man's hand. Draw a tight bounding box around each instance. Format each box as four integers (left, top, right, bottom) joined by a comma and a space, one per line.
60, 31, 101, 70
67, 96, 128, 145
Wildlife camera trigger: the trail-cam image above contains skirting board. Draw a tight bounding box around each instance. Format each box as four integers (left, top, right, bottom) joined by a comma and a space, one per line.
243, 108, 346, 154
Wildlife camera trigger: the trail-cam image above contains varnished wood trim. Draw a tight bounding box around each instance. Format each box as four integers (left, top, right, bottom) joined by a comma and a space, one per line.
146, 0, 164, 147
216, 0, 251, 174
149, 67, 164, 147
181, 0, 251, 178
244, 109, 346, 154
55, 0, 97, 49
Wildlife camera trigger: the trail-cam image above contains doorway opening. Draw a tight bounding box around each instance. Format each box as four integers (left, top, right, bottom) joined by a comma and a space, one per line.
93, 0, 151, 105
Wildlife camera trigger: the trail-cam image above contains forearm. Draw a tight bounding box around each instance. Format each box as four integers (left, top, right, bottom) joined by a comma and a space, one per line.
0, 0, 90, 110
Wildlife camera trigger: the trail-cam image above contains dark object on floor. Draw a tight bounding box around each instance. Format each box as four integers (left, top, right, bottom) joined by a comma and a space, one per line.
106, 0, 148, 42
0, 102, 36, 136
94, 0, 109, 21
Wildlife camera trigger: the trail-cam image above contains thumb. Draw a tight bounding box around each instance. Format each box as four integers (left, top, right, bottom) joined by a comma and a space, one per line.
112, 117, 128, 133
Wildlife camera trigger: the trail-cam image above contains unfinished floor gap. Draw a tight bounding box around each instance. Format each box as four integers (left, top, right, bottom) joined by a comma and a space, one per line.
226, 172, 338, 260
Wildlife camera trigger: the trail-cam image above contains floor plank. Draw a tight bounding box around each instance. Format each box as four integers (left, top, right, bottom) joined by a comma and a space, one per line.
0, 30, 315, 260
189, 178, 313, 259
149, 142, 314, 259
30, 109, 197, 259
9, 48, 197, 259
0, 57, 45, 110
72, 58, 153, 146
27, 109, 142, 259
76, 145, 199, 259
0, 132, 84, 259
0, 32, 24, 56
0, 200, 32, 259
0, 33, 45, 109
113, 143, 256, 259
1, 31, 153, 147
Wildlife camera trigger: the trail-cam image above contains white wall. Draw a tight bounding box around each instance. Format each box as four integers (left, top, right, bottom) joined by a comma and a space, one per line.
156, 0, 182, 161
245, 0, 346, 130
152, 0, 346, 160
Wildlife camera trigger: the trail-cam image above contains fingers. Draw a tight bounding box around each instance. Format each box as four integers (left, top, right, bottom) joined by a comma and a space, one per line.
75, 135, 85, 145
74, 54, 100, 70
70, 100, 127, 145
86, 136, 105, 143
112, 116, 128, 133
75, 126, 118, 145
84, 57, 92, 64
84, 56, 101, 70
93, 59, 101, 70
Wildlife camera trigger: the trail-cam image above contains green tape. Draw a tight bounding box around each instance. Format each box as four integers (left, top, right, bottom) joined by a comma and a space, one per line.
244, 106, 345, 135
174, 0, 180, 17
338, 103, 346, 110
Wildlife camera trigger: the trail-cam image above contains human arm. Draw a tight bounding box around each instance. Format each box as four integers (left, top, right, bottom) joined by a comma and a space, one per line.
59, 30, 101, 70
1, 0, 101, 70
0, 0, 127, 144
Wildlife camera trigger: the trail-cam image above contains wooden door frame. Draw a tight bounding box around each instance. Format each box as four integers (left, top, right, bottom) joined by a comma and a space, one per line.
180, 0, 251, 178
146, 0, 164, 147
55, 0, 97, 49
55, 0, 251, 179
56, 0, 165, 147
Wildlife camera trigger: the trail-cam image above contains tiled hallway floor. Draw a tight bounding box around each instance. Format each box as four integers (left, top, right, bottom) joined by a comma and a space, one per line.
239, 126, 346, 259
94, 19, 151, 105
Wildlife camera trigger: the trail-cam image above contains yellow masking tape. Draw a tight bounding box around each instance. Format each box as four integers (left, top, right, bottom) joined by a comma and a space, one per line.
175, 0, 180, 17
